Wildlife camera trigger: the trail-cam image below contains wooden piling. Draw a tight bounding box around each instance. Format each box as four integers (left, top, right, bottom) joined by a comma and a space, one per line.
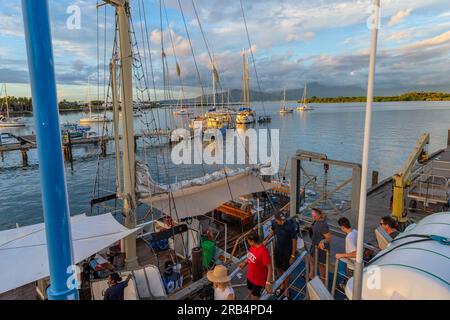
62, 145, 69, 162
21, 149, 28, 167
100, 140, 107, 157
371, 170, 379, 186
67, 133, 73, 170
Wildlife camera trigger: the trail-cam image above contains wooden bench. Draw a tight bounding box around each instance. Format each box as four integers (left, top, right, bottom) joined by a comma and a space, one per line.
214, 203, 254, 232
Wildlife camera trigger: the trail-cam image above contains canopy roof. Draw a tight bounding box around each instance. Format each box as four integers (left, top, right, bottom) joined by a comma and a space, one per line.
0, 213, 139, 294
136, 163, 274, 219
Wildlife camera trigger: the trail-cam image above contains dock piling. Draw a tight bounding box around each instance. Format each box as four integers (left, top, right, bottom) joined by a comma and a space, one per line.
21, 149, 28, 167
100, 139, 107, 158
371, 170, 379, 186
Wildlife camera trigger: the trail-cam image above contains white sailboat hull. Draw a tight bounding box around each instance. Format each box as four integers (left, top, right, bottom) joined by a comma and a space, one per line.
0, 122, 26, 127
79, 116, 111, 124
279, 108, 294, 114
173, 109, 193, 116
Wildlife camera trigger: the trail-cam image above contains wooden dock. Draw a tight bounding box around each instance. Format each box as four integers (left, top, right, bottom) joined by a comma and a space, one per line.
0, 130, 175, 167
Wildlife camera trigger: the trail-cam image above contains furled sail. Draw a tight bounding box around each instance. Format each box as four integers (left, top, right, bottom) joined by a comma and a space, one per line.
136, 162, 274, 219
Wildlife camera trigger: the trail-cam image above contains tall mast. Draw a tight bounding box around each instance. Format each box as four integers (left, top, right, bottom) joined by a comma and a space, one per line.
353, 0, 381, 300
303, 82, 307, 105
242, 50, 249, 108
4, 82, 9, 119
105, 0, 138, 270
283, 88, 286, 109
87, 76, 92, 118
212, 66, 216, 107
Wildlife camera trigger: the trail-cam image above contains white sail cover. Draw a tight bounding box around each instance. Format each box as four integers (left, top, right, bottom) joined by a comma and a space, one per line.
346, 212, 450, 300
136, 162, 274, 219
0, 213, 139, 294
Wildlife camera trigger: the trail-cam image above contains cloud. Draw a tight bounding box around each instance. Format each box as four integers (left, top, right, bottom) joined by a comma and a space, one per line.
150, 29, 191, 57
388, 8, 413, 26
385, 30, 412, 42
401, 30, 450, 51
0, 12, 24, 37
1, 0, 450, 98
287, 31, 315, 42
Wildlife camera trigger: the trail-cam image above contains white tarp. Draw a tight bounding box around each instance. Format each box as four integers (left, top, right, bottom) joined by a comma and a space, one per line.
136, 162, 274, 219
0, 213, 139, 294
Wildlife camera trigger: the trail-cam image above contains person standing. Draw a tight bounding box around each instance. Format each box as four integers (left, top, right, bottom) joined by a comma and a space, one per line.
308, 208, 332, 283
104, 273, 132, 300
335, 217, 357, 274
240, 231, 273, 300
270, 212, 297, 299
207, 265, 235, 300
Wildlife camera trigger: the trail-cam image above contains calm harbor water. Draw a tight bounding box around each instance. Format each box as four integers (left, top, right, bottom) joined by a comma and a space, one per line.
1, 101, 449, 230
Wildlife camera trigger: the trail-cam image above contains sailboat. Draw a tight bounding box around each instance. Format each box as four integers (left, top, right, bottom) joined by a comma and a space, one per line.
0, 83, 26, 127
205, 65, 231, 131
297, 83, 314, 112
79, 77, 111, 124
173, 107, 193, 116
236, 51, 256, 124
173, 104, 193, 116
279, 88, 294, 114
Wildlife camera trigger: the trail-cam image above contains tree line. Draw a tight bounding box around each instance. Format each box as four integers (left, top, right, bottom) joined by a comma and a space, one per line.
2, 91, 449, 114
306, 92, 450, 103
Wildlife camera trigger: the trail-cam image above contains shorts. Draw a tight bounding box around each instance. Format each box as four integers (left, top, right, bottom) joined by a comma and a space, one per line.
247, 279, 264, 297
309, 246, 328, 264
274, 252, 290, 271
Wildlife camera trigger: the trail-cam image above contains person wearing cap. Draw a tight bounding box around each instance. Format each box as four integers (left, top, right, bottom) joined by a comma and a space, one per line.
207, 265, 235, 300
270, 211, 297, 300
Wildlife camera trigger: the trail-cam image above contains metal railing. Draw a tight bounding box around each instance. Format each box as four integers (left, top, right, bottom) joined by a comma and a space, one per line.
330, 258, 353, 297
313, 246, 330, 288
261, 250, 308, 300
409, 173, 449, 204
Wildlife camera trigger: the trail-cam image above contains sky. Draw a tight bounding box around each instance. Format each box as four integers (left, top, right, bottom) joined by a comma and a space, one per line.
0, 0, 449, 100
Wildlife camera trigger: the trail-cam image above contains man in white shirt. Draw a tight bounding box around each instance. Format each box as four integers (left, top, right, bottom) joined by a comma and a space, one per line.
336, 217, 357, 272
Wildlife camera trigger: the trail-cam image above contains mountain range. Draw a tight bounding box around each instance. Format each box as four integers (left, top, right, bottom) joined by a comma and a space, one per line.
189, 82, 367, 103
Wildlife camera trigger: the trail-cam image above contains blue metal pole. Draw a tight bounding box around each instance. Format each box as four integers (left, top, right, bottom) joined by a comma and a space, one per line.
21, 0, 79, 300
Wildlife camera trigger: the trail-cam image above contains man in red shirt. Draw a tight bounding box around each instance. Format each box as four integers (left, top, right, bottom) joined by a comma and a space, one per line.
240, 231, 273, 300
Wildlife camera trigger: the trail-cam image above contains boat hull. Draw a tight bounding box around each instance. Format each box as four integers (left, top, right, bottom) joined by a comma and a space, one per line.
79, 117, 111, 124
0, 123, 26, 127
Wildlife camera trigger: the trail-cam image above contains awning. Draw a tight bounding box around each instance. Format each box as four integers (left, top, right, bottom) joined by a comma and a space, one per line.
137, 165, 274, 219
0, 213, 139, 294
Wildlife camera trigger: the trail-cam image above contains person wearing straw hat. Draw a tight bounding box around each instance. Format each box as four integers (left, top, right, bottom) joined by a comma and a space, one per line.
207, 265, 236, 300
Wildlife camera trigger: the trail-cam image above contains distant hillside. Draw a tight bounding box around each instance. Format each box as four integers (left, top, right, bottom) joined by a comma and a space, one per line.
308, 92, 450, 103
191, 82, 367, 103
190, 88, 450, 104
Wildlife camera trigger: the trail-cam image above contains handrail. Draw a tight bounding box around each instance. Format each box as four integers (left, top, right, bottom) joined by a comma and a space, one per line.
260, 250, 307, 300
